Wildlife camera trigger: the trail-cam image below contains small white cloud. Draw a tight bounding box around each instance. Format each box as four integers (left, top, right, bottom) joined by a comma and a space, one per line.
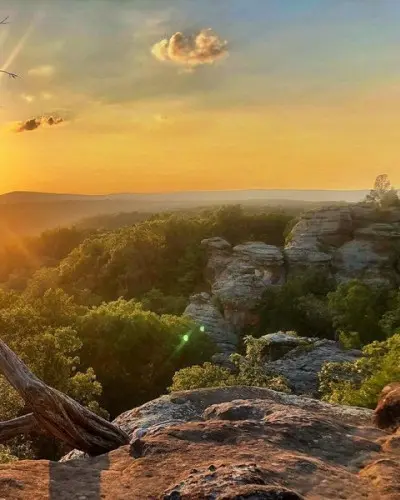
21, 94, 35, 103
28, 65, 55, 77
152, 29, 228, 68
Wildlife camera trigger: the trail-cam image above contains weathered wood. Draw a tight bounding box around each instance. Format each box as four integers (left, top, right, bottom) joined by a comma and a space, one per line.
0, 413, 39, 441
0, 340, 129, 455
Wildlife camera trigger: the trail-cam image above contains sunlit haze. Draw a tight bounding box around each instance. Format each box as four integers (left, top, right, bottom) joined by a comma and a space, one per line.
1, 0, 400, 194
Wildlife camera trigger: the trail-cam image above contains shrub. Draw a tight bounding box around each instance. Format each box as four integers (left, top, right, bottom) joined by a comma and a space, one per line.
319, 333, 400, 408
170, 335, 291, 394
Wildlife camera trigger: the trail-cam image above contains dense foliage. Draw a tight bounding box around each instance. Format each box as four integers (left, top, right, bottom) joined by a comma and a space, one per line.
0, 202, 399, 462
255, 270, 335, 338
77, 299, 215, 416
1, 206, 292, 308
319, 334, 400, 408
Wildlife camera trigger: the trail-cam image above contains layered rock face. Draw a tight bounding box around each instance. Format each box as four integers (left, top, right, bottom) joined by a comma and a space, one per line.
184, 238, 285, 354
184, 204, 400, 353
184, 292, 238, 356
259, 332, 361, 396
3, 387, 399, 499
286, 203, 400, 287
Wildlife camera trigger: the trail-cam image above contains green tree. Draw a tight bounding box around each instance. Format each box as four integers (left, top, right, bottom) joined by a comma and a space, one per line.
380, 290, 400, 336
256, 270, 335, 338
365, 174, 400, 208
327, 280, 388, 344
77, 299, 215, 416
319, 333, 400, 408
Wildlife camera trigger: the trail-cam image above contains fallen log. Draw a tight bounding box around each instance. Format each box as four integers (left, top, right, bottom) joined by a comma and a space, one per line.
0, 340, 129, 455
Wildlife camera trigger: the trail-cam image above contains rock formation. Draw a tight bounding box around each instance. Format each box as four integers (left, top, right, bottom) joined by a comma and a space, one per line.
286, 203, 400, 287
184, 238, 285, 353
258, 332, 361, 396
2, 386, 399, 499
184, 292, 238, 357
184, 203, 400, 355
374, 382, 400, 432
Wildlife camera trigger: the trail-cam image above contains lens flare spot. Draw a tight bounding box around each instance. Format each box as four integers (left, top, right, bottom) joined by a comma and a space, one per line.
183, 334, 189, 342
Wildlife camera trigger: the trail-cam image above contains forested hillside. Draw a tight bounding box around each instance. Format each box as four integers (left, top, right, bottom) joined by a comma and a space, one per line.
0, 203, 399, 464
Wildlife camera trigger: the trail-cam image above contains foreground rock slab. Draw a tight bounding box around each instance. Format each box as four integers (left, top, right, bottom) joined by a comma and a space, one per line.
0, 387, 399, 499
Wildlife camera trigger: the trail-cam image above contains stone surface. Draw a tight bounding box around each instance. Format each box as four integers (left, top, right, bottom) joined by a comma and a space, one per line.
284, 206, 353, 274
194, 203, 400, 356
284, 203, 400, 287
374, 382, 400, 432
264, 337, 361, 396
202, 240, 285, 333
186, 241, 285, 348
2, 387, 399, 499
183, 292, 238, 355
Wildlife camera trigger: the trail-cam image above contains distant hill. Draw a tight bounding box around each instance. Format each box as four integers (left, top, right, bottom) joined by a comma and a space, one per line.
0, 189, 369, 244
0, 189, 370, 205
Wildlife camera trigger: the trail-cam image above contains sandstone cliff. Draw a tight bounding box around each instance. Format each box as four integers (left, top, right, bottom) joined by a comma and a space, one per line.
1, 387, 398, 499
184, 203, 400, 354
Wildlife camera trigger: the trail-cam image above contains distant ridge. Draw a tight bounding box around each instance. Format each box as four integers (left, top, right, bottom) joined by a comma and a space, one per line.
0, 189, 370, 204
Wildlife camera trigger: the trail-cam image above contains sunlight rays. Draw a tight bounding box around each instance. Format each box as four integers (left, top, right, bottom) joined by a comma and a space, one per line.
0, 8, 45, 79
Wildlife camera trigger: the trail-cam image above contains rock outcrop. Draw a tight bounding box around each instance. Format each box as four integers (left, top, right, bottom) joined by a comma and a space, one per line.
185, 203, 400, 355
374, 382, 400, 432
260, 333, 361, 396
184, 238, 285, 352
285, 203, 400, 287
184, 292, 238, 356
2, 387, 399, 499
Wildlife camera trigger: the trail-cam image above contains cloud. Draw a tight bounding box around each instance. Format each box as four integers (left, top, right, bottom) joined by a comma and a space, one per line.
27, 65, 55, 77
13, 115, 64, 133
151, 29, 228, 68
21, 94, 36, 103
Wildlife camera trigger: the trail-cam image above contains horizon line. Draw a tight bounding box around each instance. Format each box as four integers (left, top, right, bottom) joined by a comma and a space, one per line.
0, 187, 373, 197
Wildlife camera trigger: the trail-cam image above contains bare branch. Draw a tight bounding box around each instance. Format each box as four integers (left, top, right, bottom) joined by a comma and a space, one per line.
0, 17, 19, 79
0, 340, 129, 455
0, 70, 18, 79
0, 413, 41, 442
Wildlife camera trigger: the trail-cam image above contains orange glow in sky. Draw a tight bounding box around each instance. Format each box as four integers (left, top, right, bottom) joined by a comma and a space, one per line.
1, 1, 400, 194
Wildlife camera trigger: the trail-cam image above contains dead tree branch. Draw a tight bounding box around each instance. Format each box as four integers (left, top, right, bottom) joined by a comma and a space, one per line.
0, 413, 40, 442
0, 70, 18, 78
0, 340, 129, 455
0, 16, 19, 78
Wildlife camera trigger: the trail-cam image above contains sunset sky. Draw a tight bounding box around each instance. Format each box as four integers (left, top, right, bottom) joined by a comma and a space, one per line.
1, 0, 400, 194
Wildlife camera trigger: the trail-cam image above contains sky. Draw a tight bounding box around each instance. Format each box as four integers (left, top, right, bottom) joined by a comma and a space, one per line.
1, 0, 400, 194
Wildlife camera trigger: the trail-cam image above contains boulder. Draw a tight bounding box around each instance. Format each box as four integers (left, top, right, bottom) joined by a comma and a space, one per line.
210, 242, 285, 331
332, 239, 397, 287
184, 292, 238, 355
284, 206, 353, 275
197, 240, 285, 337
374, 382, 400, 432
4, 387, 399, 499
201, 237, 233, 282
264, 336, 361, 396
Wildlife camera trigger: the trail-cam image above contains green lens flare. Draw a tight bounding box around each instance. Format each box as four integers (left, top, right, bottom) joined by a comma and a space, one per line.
183, 334, 189, 342
200, 326, 205, 332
